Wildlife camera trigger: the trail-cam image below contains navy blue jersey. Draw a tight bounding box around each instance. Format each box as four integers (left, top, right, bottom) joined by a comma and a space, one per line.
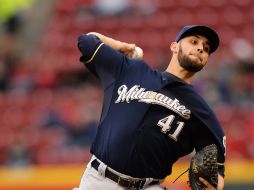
77, 34, 226, 179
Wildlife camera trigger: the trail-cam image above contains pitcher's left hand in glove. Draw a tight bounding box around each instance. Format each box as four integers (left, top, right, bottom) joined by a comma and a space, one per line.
188, 144, 219, 190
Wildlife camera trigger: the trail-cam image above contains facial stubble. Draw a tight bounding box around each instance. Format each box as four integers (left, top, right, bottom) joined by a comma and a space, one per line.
177, 45, 206, 72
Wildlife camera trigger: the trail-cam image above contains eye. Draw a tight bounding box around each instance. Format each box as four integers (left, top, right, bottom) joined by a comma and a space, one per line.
204, 45, 210, 53
191, 39, 198, 44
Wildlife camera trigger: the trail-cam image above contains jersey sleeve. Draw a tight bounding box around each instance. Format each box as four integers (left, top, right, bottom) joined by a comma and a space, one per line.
181, 88, 226, 177
194, 124, 226, 177
77, 34, 125, 88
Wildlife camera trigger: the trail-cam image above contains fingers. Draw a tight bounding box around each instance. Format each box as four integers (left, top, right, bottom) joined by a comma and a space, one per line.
124, 43, 136, 51
118, 42, 136, 57
199, 175, 224, 190
118, 42, 143, 59
199, 177, 215, 190
199, 177, 208, 187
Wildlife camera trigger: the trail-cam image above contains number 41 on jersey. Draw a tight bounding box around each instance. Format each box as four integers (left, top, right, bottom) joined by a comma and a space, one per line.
157, 115, 185, 141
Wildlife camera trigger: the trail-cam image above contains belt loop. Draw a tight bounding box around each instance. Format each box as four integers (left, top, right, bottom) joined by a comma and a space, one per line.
98, 161, 107, 177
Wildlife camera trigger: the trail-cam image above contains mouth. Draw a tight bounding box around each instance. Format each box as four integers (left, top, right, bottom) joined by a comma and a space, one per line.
190, 54, 203, 62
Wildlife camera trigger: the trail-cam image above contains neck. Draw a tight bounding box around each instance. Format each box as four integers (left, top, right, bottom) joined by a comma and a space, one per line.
165, 59, 196, 84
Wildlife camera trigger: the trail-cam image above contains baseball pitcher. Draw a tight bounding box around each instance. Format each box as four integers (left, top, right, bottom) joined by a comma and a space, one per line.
74, 25, 226, 190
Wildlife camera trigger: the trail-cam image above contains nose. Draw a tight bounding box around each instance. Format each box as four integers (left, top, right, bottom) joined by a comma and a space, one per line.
197, 43, 205, 53
197, 42, 206, 53
197, 48, 203, 53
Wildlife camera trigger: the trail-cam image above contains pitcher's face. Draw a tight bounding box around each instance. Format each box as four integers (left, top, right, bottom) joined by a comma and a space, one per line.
177, 35, 210, 72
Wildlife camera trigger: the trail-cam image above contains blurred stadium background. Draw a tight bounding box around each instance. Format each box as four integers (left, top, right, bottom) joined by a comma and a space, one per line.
0, 0, 253, 189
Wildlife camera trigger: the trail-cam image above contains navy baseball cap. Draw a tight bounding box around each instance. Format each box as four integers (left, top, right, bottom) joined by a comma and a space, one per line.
176, 25, 220, 54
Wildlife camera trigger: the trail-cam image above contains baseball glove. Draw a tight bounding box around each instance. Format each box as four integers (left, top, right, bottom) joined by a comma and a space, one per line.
188, 144, 218, 190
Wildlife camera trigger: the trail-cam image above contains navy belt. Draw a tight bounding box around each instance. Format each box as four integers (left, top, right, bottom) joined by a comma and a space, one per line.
91, 159, 160, 190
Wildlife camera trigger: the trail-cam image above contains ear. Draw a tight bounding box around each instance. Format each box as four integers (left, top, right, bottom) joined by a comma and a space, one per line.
170, 42, 178, 53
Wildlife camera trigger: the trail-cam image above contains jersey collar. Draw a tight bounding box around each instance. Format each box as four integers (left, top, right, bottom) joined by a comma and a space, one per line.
162, 71, 190, 86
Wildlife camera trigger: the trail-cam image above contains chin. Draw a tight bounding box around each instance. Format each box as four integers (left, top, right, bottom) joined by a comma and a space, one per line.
189, 60, 201, 66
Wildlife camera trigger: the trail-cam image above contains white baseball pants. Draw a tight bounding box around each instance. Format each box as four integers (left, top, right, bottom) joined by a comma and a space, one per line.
73, 156, 167, 190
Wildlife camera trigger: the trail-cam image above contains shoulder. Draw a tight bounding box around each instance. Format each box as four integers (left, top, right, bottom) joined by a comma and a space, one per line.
119, 58, 165, 89
170, 85, 223, 131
